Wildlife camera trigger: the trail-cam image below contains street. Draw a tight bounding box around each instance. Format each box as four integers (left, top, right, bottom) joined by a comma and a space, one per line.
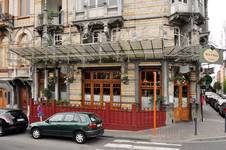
1, 132, 226, 150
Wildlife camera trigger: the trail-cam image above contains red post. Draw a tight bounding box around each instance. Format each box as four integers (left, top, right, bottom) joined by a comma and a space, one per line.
51, 100, 56, 115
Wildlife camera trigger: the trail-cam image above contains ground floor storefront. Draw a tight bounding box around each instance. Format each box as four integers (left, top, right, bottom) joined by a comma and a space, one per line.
10, 39, 201, 129
30, 61, 198, 125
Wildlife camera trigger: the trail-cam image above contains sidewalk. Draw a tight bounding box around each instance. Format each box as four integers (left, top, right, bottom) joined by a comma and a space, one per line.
104, 104, 226, 143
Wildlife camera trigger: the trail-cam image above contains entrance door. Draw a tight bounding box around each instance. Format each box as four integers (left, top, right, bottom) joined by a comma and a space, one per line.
0, 89, 7, 108
173, 85, 190, 122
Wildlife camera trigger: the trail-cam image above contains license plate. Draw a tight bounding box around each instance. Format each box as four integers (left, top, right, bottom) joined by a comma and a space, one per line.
17, 118, 25, 122
97, 123, 102, 127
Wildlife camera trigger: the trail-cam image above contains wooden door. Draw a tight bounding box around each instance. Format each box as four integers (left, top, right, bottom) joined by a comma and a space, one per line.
173, 84, 190, 122
0, 89, 7, 108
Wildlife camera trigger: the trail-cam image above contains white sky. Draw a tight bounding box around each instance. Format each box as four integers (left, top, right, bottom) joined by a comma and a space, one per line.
208, 0, 226, 48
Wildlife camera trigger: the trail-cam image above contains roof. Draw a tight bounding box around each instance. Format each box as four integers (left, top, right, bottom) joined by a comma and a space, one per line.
9, 39, 201, 64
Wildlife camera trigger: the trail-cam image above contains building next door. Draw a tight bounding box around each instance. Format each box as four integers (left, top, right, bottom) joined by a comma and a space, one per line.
0, 89, 7, 108
173, 83, 190, 122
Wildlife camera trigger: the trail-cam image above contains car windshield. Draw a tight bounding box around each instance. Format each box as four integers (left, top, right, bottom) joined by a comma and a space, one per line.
0, 109, 7, 114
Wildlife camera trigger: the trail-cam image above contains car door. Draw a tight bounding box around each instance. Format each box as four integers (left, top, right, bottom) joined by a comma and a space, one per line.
41, 113, 64, 136
57, 113, 80, 137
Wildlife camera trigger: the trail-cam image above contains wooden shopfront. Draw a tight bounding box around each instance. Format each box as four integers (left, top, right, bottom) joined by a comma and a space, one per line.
82, 68, 121, 109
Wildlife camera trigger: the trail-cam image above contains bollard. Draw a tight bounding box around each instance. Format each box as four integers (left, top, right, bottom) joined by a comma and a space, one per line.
194, 117, 197, 135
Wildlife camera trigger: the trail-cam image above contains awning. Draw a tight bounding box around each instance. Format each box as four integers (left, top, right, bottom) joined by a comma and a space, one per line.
9, 39, 201, 64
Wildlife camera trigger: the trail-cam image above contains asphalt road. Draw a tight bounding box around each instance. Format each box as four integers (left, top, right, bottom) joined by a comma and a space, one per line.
1, 131, 226, 150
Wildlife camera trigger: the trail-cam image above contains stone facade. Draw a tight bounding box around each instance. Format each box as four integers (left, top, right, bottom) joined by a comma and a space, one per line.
0, 0, 208, 123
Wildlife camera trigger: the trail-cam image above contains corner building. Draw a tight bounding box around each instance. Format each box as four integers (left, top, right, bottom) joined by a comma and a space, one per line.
0, 0, 208, 124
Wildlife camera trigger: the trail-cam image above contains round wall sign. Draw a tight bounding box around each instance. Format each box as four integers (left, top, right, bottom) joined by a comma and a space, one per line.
203, 49, 219, 63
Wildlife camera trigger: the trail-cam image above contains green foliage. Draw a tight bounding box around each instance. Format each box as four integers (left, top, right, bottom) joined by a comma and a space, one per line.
43, 88, 52, 100
223, 80, 226, 94
213, 81, 221, 91
56, 99, 70, 105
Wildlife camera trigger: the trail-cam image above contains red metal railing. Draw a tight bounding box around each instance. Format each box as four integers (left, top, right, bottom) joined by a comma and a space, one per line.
29, 99, 166, 131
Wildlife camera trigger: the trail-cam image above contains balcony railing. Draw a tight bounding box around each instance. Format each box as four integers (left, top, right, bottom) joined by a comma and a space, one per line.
171, 2, 205, 17
75, 0, 122, 21
36, 11, 64, 27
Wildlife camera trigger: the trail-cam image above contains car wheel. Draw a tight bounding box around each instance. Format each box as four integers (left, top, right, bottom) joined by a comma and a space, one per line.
31, 128, 41, 139
74, 131, 86, 144
0, 126, 5, 136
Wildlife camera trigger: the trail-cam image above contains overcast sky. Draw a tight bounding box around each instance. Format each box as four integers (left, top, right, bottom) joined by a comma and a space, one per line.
209, 0, 226, 48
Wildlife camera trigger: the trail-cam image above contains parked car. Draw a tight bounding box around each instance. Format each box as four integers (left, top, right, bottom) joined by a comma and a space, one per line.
218, 101, 226, 117
0, 109, 28, 136
29, 112, 104, 144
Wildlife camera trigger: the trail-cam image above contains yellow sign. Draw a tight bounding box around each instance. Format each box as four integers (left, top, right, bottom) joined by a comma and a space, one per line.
200, 48, 223, 64
203, 49, 219, 63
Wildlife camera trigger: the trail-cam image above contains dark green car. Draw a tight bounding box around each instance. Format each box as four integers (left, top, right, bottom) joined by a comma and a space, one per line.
29, 112, 104, 144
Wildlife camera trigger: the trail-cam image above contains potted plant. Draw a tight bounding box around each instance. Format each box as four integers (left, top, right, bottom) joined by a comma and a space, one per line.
175, 75, 185, 84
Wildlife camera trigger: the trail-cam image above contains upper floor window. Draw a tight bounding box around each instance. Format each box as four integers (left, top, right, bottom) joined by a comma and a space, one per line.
19, 0, 30, 16
0, 2, 2, 14
111, 28, 120, 41
76, 0, 84, 12
109, 0, 117, 6
89, 0, 106, 8
54, 34, 62, 46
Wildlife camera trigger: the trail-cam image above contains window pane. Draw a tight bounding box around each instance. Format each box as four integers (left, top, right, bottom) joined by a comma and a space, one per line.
76, 0, 84, 11
109, 0, 117, 6
84, 72, 91, 79
26, 0, 30, 15
85, 88, 91, 102
20, 0, 25, 16
98, 0, 105, 6
146, 71, 153, 82
113, 71, 120, 79
89, 0, 96, 8
113, 88, 120, 102
103, 88, 110, 102
182, 86, 187, 98
49, 114, 64, 122
79, 114, 90, 123
94, 87, 100, 102
64, 114, 74, 122
0, 3, 2, 14
141, 89, 153, 109
97, 72, 110, 79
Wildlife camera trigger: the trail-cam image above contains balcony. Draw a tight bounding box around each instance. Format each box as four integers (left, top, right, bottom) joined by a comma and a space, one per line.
169, 1, 205, 25
74, 0, 122, 22
0, 13, 13, 30
0, 68, 30, 79
35, 11, 64, 34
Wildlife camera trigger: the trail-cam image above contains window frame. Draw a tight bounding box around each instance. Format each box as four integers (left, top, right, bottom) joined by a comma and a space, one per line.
82, 70, 121, 109
139, 68, 162, 110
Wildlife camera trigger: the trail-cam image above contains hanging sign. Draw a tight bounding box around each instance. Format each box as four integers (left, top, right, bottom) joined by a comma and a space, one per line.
200, 48, 223, 64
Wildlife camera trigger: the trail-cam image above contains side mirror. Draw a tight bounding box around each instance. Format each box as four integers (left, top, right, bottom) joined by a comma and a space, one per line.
45, 120, 50, 123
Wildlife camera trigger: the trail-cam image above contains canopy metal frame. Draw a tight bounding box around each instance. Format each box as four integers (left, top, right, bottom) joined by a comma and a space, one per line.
9, 39, 201, 64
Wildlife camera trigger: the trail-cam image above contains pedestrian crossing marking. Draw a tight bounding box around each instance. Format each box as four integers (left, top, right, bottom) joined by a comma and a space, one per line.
114, 139, 182, 147
104, 143, 180, 150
